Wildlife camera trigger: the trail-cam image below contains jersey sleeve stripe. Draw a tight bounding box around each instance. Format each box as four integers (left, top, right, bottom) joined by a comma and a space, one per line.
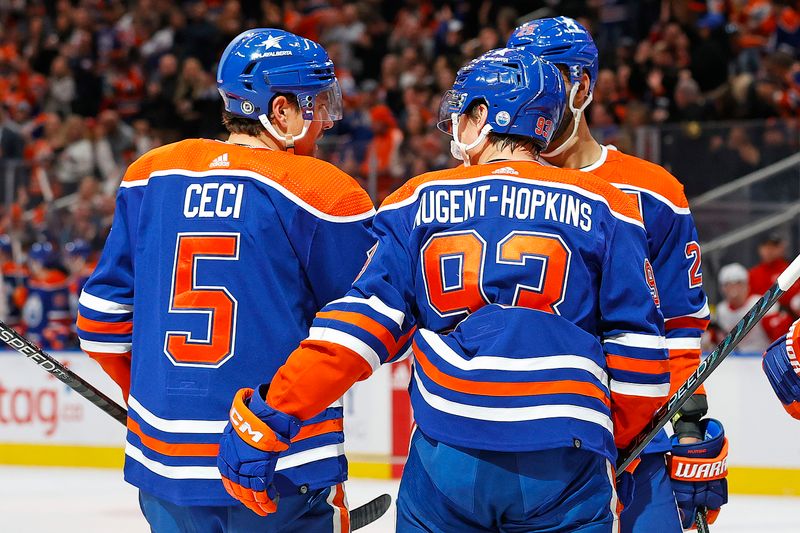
128, 395, 228, 434
385, 328, 416, 363
664, 317, 710, 331
147, 169, 375, 223
326, 295, 405, 328
79, 339, 132, 354
412, 370, 614, 431
77, 314, 133, 335
603, 333, 666, 350
606, 354, 670, 375
79, 291, 134, 314
275, 443, 345, 472
293, 419, 344, 443
413, 341, 611, 405
665, 338, 702, 350
306, 327, 381, 372
665, 302, 710, 321
609, 380, 671, 397
611, 183, 691, 214
317, 310, 403, 353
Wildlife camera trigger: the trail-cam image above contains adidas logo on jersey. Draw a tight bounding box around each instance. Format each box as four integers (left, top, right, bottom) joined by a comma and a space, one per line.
210, 153, 231, 168
492, 166, 519, 175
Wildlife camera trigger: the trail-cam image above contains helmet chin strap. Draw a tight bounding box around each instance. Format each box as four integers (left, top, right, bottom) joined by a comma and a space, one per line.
542, 83, 593, 158
450, 112, 493, 167
258, 114, 312, 154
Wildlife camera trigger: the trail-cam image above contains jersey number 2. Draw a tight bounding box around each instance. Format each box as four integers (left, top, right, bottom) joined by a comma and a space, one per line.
422, 230, 570, 316
164, 233, 239, 367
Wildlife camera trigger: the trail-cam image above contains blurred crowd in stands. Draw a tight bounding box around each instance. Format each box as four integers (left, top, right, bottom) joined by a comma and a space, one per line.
2, 0, 800, 349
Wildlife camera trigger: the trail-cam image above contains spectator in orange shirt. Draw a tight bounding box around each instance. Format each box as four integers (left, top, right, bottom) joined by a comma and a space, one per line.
361, 104, 403, 200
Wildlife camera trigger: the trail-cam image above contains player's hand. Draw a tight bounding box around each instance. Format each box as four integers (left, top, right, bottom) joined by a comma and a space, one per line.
667, 419, 728, 529
216, 386, 301, 516
762, 322, 800, 419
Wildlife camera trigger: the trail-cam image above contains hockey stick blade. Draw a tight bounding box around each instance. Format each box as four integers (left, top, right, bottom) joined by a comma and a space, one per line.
0, 319, 391, 528
351, 493, 392, 530
0, 320, 128, 425
617, 253, 800, 474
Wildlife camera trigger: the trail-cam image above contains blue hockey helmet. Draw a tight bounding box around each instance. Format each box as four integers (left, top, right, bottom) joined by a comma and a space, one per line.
64, 239, 91, 259
28, 242, 55, 265
437, 48, 566, 164
507, 16, 599, 92
216, 29, 343, 148
507, 17, 599, 157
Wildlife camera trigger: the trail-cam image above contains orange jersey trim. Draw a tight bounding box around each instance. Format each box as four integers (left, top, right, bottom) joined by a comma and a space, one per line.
382, 160, 643, 224
77, 314, 133, 335
664, 317, 710, 331
413, 341, 610, 406
128, 419, 219, 457
589, 148, 690, 210
606, 354, 671, 375
316, 311, 415, 359
121, 139, 373, 218
293, 418, 344, 442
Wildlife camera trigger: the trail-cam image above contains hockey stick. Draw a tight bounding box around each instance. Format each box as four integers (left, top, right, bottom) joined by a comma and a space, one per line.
0, 320, 391, 529
695, 508, 710, 533
617, 253, 800, 474
0, 319, 128, 424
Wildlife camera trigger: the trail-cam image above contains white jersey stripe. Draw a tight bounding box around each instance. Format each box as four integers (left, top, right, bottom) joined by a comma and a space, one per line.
609, 380, 670, 398
125, 442, 344, 480
128, 395, 228, 434
665, 301, 711, 321
413, 369, 614, 431
307, 327, 381, 371
604, 333, 666, 350
665, 337, 703, 350
420, 329, 609, 384
79, 291, 133, 314
79, 339, 131, 354
142, 169, 375, 223
327, 295, 405, 328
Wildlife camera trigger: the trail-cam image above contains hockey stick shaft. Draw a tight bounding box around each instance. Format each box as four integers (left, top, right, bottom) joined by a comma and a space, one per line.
617, 254, 800, 474
0, 320, 128, 425
695, 508, 710, 533
0, 320, 390, 528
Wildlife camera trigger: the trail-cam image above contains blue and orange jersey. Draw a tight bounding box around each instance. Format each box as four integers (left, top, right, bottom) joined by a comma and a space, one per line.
2, 261, 29, 327
580, 145, 710, 453
266, 160, 669, 462
22, 268, 71, 349
76, 139, 375, 506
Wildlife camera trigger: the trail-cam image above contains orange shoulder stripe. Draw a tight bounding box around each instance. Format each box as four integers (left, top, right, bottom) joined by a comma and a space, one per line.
413, 341, 610, 406
381, 161, 643, 224
123, 139, 374, 218
600, 150, 690, 210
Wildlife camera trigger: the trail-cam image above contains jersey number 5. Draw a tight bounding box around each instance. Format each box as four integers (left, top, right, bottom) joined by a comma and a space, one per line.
422, 230, 570, 316
164, 232, 239, 367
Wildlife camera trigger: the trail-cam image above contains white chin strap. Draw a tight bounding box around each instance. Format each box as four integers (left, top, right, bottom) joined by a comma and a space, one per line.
258, 114, 312, 153
542, 83, 593, 158
450, 113, 493, 167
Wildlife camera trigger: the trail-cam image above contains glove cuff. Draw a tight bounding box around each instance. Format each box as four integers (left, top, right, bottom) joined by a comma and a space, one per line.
667, 437, 728, 481
230, 388, 301, 452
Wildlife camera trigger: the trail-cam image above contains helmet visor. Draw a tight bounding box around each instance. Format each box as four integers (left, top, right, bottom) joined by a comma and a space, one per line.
297, 81, 344, 122
437, 90, 468, 134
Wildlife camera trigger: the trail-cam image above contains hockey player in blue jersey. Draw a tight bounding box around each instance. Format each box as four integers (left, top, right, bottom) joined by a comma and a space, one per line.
76, 29, 374, 532
508, 17, 728, 532
217, 49, 670, 531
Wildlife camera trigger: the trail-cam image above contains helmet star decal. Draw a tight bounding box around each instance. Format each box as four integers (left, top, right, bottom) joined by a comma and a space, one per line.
259, 34, 284, 50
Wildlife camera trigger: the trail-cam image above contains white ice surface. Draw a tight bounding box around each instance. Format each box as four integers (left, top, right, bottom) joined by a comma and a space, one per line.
0, 466, 795, 532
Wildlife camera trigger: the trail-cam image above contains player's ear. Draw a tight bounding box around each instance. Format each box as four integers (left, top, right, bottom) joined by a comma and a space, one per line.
472, 103, 489, 128
270, 95, 290, 130
575, 72, 592, 106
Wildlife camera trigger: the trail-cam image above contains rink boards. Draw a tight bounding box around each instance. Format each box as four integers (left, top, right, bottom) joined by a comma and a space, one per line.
0, 351, 798, 496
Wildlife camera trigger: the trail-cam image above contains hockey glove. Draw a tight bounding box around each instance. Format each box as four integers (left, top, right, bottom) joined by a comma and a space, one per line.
762, 320, 800, 419
217, 386, 301, 516
667, 418, 728, 529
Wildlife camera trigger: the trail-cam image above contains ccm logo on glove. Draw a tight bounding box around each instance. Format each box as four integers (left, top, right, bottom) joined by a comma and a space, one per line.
230, 406, 265, 443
